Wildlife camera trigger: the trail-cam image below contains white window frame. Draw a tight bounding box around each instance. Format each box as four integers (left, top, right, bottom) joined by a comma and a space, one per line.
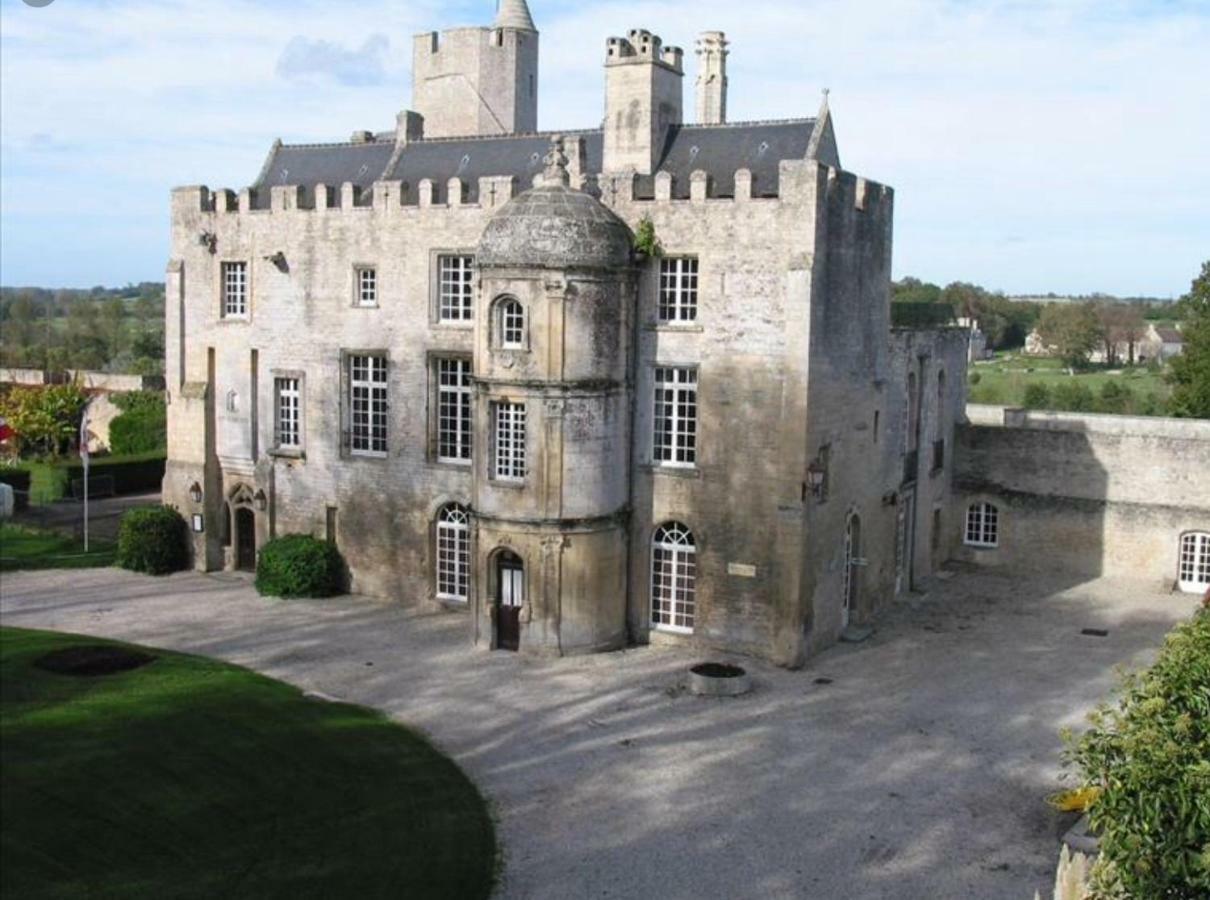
273, 375, 303, 451
1178, 531, 1210, 593
437, 254, 475, 323
222, 261, 248, 319
652, 366, 698, 467
497, 298, 526, 350
355, 266, 378, 307
658, 257, 699, 323
347, 353, 388, 457
436, 504, 470, 603
436, 357, 472, 465
492, 401, 527, 482
651, 522, 697, 633
964, 502, 999, 548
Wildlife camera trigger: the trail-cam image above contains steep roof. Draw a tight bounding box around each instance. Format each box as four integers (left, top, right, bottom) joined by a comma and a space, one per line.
495, 0, 536, 31
250, 119, 822, 207
1155, 326, 1183, 343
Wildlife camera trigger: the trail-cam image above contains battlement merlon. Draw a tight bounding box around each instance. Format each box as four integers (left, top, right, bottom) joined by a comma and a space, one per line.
606, 30, 685, 74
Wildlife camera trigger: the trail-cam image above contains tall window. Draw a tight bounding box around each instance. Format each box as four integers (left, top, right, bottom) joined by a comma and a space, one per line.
651, 522, 696, 633
497, 298, 526, 349
348, 354, 388, 456
274, 376, 301, 450
437, 358, 472, 464
1178, 532, 1210, 593
659, 257, 698, 323
436, 504, 470, 602
438, 255, 474, 322
653, 366, 698, 467
356, 267, 377, 307
222, 261, 248, 318
964, 502, 999, 548
493, 402, 526, 481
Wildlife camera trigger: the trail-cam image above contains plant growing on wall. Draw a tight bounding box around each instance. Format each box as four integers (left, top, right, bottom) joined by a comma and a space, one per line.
632, 217, 663, 259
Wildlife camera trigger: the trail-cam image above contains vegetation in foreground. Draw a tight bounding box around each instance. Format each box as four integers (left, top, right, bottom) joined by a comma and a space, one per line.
0, 627, 496, 900
115, 506, 189, 575
1064, 609, 1210, 898
0, 523, 115, 571
256, 534, 347, 598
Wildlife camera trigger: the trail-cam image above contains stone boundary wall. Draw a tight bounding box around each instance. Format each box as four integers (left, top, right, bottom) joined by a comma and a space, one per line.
953, 404, 1210, 589
0, 368, 164, 392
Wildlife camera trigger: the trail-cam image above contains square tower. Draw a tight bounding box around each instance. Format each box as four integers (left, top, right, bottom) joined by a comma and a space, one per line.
412, 3, 538, 139
603, 29, 684, 174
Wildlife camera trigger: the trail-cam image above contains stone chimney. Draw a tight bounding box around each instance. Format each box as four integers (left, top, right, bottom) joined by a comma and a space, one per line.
602, 29, 684, 174
695, 31, 728, 125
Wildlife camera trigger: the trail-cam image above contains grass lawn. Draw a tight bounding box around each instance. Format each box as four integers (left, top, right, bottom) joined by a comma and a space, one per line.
0, 627, 496, 899
968, 353, 1171, 411
0, 523, 116, 571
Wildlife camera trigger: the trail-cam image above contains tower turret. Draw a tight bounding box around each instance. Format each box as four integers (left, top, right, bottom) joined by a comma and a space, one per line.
602, 29, 684, 174
412, 1, 539, 138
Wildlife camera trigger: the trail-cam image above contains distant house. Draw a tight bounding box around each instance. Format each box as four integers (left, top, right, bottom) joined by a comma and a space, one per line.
1137, 324, 1184, 364
1023, 329, 1051, 357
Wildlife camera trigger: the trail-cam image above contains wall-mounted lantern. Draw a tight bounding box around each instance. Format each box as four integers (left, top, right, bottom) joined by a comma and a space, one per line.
263, 251, 288, 272
805, 461, 827, 499
253, 489, 268, 511
188, 481, 203, 504
198, 231, 217, 254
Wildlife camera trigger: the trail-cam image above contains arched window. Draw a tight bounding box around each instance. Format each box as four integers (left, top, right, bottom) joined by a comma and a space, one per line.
436, 504, 470, 602
651, 522, 696, 633
495, 297, 526, 350
964, 502, 999, 548
1178, 531, 1210, 593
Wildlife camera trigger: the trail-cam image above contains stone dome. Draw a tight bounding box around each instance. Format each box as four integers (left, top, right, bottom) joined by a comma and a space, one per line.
478, 181, 634, 271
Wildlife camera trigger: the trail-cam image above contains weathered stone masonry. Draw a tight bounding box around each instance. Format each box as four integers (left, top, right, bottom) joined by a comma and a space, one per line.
165, 1, 971, 666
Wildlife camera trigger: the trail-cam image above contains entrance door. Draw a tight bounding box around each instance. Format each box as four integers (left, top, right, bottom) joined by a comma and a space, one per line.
1178, 532, 1210, 594
235, 507, 256, 572
496, 551, 524, 651
842, 516, 861, 628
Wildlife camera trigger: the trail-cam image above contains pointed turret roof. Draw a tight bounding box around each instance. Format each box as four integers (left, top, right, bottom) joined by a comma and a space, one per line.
495, 0, 536, 31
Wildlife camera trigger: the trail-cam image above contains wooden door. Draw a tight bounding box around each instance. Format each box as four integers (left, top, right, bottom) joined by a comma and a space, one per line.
496, 552, 523, 651
235, 507, 256, 572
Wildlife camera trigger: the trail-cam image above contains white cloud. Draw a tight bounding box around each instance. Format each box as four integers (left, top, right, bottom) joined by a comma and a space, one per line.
0, 0, 1207, 294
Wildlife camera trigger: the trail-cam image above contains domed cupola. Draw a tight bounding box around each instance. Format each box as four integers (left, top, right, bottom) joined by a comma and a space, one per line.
478, 137, 633, 271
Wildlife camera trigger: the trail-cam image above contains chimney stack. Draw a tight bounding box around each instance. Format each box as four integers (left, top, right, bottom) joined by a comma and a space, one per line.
695, 31, 728, 125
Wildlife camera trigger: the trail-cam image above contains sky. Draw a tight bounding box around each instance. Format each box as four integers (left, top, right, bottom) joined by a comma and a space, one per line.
1, 0, 1208, 297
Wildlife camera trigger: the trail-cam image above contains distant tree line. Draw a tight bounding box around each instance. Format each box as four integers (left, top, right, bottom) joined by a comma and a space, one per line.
891, 278, 1042, 349
0, 283, 165, 375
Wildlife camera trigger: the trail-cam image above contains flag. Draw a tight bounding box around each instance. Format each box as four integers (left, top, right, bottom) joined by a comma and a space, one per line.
0, 416, 13, 443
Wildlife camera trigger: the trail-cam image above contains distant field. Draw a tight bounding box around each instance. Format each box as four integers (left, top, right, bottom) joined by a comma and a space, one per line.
968, 353, 1171, 412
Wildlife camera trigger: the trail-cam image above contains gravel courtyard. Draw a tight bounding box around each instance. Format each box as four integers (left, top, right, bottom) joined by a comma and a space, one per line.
0, 566, 1196, 899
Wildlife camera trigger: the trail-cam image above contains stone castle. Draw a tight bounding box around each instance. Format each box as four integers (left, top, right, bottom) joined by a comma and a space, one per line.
164, 1, 1209, 665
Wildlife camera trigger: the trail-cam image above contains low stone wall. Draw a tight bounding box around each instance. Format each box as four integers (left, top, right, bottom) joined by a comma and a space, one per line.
0, 368, 164, 392
953, 405, 1210, 589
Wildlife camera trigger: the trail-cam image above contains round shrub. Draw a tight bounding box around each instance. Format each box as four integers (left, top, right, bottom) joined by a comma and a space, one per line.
255, 535, 345, 599
116, 506, 188, 575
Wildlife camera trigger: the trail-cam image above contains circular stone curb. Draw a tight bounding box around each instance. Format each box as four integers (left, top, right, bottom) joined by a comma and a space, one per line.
689, 662, 751, 697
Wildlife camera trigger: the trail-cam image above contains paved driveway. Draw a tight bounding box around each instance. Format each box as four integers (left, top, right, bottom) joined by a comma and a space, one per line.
0, 567, 1196, 899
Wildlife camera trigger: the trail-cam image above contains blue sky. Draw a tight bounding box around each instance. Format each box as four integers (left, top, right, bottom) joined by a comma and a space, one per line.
1, 0, 1207, 296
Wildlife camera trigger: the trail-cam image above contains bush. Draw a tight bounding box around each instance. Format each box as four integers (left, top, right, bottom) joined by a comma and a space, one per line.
1064, 610, 1210, 898
116, 506, 188, 575
1052, 381, 1096, 412
255, 535, 345, 599
968, 372, 982, 386
1096, 380, 1133, 415
1022, 382, 1051, 410
109, 392, 166, 455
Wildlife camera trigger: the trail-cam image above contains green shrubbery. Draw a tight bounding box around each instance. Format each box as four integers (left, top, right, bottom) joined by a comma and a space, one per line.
1064, 609, 1210, 898
109, 391, 166, 455
255, 535, 345, 599
116, 506, 188, 575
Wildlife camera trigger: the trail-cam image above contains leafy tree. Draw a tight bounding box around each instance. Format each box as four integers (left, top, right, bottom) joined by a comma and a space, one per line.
1167, 260, 1210, 418
0, 384, 89, 458
1037, 303, 1104, 369
1095, 303, 1147, 366
892, 277, 943, 305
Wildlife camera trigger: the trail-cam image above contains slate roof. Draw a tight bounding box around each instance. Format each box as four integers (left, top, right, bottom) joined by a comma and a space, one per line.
1155, 327, 1183, 343
250, 119, 817, 208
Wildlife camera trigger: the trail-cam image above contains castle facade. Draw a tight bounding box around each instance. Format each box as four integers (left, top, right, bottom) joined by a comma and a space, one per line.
165, 1, 972, 665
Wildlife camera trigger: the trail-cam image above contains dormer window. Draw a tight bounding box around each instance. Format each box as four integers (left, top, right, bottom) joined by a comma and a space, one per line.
496, 297, 526, 350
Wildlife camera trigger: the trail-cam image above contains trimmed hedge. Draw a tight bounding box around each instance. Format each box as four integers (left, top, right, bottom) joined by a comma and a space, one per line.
0, 469, 31, 511
109, 392, 167, 455
255, 535, 346, 599
1065, 609, 1210, 898
116, 506, 189, 576
62, 451, 166, 498
891, 301, 956, 329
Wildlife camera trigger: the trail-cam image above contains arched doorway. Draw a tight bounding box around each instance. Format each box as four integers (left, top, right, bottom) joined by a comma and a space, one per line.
842, 515, 862, 628
496, 551, 524, 651
234, 507, 257, 572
